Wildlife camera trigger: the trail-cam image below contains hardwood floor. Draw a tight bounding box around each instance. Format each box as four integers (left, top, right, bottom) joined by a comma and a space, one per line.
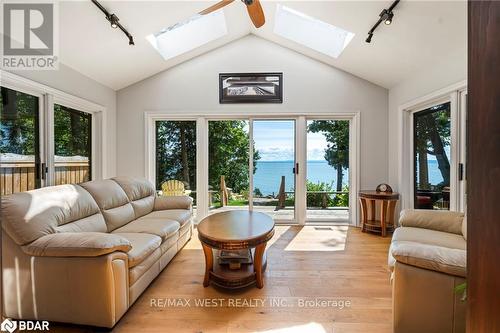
52, 226, 393, 333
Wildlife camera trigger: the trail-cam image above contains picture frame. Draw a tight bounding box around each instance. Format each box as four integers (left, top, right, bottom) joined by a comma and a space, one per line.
219, 72, 283, 104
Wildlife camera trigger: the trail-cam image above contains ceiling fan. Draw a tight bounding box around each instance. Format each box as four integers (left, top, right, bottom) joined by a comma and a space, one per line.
199, 0, 265, 28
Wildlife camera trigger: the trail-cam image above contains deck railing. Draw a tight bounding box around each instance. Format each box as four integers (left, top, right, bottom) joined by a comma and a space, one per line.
0, 160, 90, 195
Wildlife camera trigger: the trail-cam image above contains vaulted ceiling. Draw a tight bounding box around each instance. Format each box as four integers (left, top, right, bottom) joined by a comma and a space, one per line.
58, 1, 467, 90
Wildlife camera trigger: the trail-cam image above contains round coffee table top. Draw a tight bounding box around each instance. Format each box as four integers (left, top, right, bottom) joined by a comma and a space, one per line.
197, 211, 275, 249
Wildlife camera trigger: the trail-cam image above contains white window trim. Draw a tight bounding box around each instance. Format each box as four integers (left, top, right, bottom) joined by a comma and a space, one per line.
0, 70, 108, 183
145, 110, 360, 226
398, 80, 467, 212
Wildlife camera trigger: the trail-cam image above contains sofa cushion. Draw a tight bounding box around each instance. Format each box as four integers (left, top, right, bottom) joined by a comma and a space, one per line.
145, 209, 191, 227
112, 218, 180, 241
1, 184, 101, 245
54, 213, 107, 234
399, 209, 464, 235
80, 179, 135, 231
392, 227, 466, 250
112, 177, 155, 218
391, 241, 466, 277
22, 232, 131, 257
112, 233, 161, 267
154, 196, 193, 211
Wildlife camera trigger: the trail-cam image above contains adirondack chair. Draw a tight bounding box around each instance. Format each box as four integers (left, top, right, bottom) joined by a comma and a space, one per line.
161, 180, 191, 196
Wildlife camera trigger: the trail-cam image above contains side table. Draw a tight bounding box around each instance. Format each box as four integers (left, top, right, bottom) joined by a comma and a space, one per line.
359, 191, 400, 237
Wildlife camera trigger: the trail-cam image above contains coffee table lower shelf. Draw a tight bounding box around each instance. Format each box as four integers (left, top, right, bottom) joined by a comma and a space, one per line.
209, 249, 268, 289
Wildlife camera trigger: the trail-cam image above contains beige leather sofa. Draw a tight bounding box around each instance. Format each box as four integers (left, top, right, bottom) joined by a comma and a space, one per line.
388, 209, 466, 333
1, 177, 193, 328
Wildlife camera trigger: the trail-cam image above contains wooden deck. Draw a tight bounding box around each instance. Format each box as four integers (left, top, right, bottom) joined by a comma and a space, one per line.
50, 226, 392, 333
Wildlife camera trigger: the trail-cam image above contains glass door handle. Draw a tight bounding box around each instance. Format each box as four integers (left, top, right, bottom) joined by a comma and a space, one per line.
41, 163, 47, 180
292, 163, 299, 174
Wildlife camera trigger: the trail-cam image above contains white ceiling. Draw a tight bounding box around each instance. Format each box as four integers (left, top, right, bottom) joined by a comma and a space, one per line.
59, 0, 467, 90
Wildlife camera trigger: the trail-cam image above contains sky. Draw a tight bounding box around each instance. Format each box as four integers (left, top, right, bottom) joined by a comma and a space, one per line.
253, 120, 331, 161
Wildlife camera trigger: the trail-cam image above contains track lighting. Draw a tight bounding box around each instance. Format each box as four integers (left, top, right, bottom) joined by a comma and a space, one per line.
91, 0, 135, 46
108, 14, 119, 29
384, 11, 394, 25
366, 0, 400, 43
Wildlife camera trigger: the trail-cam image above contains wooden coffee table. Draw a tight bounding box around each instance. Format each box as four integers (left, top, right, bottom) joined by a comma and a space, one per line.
197, 211, 275, 289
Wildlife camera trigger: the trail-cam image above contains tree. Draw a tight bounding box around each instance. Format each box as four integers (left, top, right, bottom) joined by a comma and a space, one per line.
308, 120, 349, 192
155, 120, 260, 196
0, 87, 37, 155
155, 121, 197, 190
414, 104, 451, 188
208, 121, 259, 193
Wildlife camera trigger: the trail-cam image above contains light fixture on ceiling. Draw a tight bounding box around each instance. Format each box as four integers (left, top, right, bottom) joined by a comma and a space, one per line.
384, 11, 394, 25
366, 0, 400, 43
108, 14, 119, 29
91, 0, 135, 45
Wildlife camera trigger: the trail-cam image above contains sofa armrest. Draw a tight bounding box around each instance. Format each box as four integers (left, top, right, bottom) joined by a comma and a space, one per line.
22, 232, 132, 257
154, 195, 193, 211
399, 209, 464, 234
391, 241, 466, 277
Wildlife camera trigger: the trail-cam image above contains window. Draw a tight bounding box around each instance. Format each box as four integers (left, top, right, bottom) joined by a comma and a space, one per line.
147, 10, 227, 60
54, 104, 92, 185
413, 102, 451, 210
1, 72, 106, 193
274, 5, 355, 58
155, 120, 197, 212
208, 120, 250, 215
0, 87, 41, 194
306, 120, 350, 221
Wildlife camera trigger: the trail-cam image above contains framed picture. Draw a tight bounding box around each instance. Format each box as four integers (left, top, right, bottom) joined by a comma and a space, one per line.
219, 73, 283, 104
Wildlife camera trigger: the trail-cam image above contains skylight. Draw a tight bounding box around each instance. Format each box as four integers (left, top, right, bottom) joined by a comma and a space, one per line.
146, 10, 227, 60
274, 5, 355, 59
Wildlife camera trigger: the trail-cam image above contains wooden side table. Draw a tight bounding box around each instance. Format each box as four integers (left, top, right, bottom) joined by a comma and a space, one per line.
197, 211, 275, 289
359, 191, 400, 237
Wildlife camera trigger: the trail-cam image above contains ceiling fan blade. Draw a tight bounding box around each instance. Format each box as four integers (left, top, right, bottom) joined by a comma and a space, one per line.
199, 0, 235, 15
246, 0, 265, 28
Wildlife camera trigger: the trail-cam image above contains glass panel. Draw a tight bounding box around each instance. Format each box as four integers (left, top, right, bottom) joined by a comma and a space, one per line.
208, 120, 250, 215
413, 102, 451, 210
54, 104, 92, 185
0, 87, 40, 194
155, 121, 197, 215
252, 120, 295, 220
306, 120, 350, 221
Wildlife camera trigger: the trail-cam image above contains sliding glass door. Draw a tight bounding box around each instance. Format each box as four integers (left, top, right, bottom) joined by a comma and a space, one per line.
0, 87, 42, 194
152, 115, 356, 224
252, 120, 296, 221
155, 120, 197, 214
54, 104, 92, 185
413, 102, 451, 210
208, 120, 250, 215
306, 120, 349, 221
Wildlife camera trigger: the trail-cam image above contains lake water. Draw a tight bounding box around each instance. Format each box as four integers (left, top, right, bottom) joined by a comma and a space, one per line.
254, 160, 444, 196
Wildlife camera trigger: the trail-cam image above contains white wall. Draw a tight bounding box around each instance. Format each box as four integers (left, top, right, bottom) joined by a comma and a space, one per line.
116, 35, 389, 190
387, 52, 467, 191
8, 63, 117, 177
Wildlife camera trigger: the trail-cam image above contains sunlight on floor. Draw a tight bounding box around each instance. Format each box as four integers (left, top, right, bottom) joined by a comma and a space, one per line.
258, 322, 327, 333
284, 225, 348, 251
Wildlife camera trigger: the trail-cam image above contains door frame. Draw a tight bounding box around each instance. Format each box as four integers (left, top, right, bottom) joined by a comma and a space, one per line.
398, 80, 467, 212
145, 111, 360, 225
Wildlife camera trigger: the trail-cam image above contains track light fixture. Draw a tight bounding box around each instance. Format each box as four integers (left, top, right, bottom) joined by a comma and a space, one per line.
366, 0, 400, 43
91, 0, 135, 46
108, 14, 119, 29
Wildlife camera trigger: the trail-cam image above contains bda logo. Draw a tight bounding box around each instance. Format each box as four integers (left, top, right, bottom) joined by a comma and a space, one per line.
0, 318, 17, 333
